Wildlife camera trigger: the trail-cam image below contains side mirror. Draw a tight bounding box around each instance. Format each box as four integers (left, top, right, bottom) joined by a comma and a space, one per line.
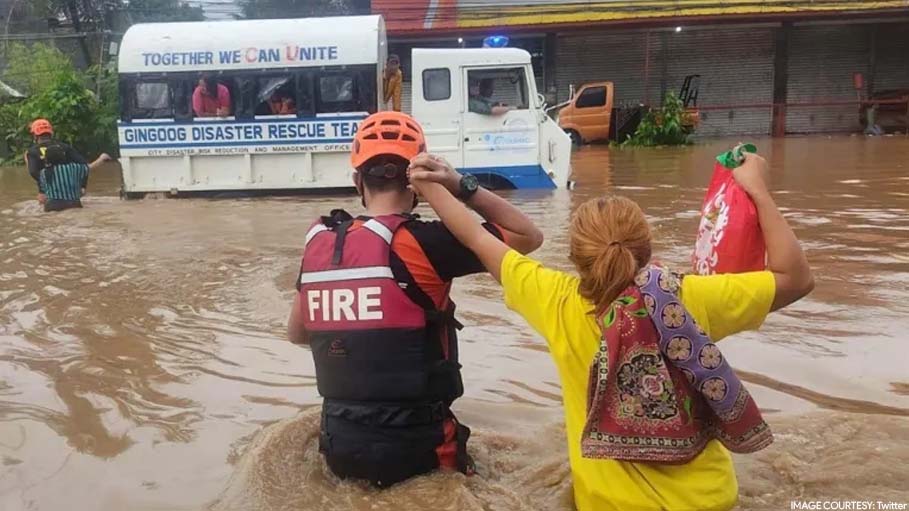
537, 92, 547, 110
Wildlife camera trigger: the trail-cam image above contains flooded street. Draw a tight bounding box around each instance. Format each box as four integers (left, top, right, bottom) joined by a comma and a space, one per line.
1, 136, 908, 510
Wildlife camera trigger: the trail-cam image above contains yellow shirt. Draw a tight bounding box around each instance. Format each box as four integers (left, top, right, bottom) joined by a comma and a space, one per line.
500, 250, 775, 511
383, 69, 403, 112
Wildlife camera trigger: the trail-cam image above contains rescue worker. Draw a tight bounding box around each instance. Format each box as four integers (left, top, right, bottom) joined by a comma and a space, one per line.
24, 119, 110, 212
286, 111, 544, 487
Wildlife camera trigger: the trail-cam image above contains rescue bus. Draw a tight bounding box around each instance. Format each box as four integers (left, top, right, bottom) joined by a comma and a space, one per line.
116, 15, 571, 196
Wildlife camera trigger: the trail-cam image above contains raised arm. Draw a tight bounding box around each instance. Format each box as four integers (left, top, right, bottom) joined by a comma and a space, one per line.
410, 178, 510, 282
733, 152, 814, 311
408, 153, 543, 255
89, 153, 111, 171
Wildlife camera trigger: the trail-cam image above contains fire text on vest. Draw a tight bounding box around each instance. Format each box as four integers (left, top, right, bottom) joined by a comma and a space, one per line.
306, 287, 383, 321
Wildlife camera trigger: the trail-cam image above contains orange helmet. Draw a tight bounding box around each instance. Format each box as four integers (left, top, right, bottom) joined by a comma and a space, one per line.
30, 119, 54, 136
350, 111, 426, 170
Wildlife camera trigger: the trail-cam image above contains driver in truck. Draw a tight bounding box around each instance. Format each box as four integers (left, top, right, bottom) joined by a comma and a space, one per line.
468, 78, 514, 116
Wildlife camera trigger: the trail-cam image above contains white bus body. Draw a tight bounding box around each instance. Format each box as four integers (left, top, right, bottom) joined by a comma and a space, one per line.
116, 16, 570, 195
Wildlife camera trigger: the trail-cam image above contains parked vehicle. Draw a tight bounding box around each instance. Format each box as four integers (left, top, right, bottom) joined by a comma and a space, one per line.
556, 75, 701, 145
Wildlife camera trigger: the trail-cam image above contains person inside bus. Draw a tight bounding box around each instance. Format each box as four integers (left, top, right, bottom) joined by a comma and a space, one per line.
268, 89, 296, 116
383, 54, 403, 112
192, 74, 231, 118
406, 151, 814, 511
286, 111, 543, 488
468, 78, 514, 116
25, 119, 111, 212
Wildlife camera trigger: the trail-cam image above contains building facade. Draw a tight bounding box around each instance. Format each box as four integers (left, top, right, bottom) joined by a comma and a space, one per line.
373, 0, 909, 136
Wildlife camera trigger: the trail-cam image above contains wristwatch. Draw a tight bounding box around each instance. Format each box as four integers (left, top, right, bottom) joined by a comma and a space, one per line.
457, 174, 480, 201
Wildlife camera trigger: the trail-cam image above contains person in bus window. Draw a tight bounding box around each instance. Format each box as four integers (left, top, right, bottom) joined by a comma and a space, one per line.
468, 78, 514, 116
193, 74, 231, 117
383, 54, 403, 112
268, 90, 296, 115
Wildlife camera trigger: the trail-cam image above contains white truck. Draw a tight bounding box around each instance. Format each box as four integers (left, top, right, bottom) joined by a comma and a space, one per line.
116, 15, 571, 196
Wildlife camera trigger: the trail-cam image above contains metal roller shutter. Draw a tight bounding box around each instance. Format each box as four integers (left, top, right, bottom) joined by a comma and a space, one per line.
664, 27, 775, 136
873, 22, 909, 92
555, 26, 774, 136
786, 25, 871, 133
555, 30, 651, 107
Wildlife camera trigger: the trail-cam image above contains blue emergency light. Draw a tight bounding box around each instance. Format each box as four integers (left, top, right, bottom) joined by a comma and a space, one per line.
483, 35, 509, 48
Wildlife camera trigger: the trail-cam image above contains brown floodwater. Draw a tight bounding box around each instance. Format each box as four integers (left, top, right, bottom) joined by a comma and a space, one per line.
1, 136, 908, 511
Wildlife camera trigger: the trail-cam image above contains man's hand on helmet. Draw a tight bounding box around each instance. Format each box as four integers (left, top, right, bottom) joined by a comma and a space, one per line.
408, 153, 462, 196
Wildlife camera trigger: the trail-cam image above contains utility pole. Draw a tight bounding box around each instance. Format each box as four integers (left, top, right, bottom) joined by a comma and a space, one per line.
64, 0, 93, 66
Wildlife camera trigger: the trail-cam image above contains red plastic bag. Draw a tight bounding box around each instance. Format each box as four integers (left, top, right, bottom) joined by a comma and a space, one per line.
692, 162, 766, 275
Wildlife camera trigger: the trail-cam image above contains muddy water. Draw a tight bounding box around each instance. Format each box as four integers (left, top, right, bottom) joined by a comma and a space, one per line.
1, 136, 908, 511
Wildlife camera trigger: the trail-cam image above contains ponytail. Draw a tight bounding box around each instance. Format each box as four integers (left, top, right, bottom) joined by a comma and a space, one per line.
569, 196, 652, 315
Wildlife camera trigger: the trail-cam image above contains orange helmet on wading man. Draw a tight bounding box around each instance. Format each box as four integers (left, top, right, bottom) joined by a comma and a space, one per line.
30, 119, 54, 137
351, 111, 426, 172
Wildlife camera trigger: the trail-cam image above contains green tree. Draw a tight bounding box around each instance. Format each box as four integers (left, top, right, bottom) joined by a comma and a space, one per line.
1, 42, 118, 162
1, 42, 75, 94
622, 92, 692, 147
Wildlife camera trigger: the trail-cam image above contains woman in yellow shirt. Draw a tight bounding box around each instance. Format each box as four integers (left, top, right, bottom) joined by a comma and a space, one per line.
407, 152, 814, 511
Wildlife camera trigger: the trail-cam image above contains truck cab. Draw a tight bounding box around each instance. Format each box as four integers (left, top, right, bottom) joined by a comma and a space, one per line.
557, 82, 615, 145
411, 48, 571, 189
558, 75, 701, 145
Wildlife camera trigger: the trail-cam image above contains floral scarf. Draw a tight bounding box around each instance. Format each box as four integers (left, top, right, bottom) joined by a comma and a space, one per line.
581, 266, 773, 464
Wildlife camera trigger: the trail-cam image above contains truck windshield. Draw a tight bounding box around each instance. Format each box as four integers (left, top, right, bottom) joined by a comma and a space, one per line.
467, 67, 529, 111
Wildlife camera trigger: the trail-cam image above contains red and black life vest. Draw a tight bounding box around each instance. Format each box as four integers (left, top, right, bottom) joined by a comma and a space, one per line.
298, 210, 465, 486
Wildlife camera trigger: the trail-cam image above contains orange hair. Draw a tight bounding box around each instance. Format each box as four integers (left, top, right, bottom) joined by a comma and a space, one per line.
569, 196, 652, 315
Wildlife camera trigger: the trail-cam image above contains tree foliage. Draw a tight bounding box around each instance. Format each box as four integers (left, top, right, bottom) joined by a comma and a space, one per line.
622, 92, 692, 147
1, 43, 118, 162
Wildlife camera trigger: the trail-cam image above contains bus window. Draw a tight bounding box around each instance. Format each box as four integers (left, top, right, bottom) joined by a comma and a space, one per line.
134, 82, 173, 119
467, 68, 529, 113
255, 76, 297, 116
320, 74, 354, 103
317, 72, 366, 113
192, 75, 233, 118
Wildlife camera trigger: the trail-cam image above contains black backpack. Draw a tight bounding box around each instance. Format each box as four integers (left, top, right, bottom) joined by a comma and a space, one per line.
37, 140, 70, 168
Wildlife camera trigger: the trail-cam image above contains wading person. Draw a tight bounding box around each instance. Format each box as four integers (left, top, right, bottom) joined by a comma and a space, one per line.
408, 151, 814, 510
25, 119, 111, 212
286, 111, 543, 487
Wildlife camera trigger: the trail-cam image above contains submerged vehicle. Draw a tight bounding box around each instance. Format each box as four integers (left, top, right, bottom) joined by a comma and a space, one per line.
557, 75, 701, 145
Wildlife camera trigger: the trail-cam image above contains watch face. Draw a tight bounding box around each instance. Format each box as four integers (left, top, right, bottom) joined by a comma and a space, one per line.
463, 174, 479, 192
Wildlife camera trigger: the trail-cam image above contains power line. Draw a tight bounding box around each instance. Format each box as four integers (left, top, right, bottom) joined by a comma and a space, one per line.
0, 30, 112, 41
